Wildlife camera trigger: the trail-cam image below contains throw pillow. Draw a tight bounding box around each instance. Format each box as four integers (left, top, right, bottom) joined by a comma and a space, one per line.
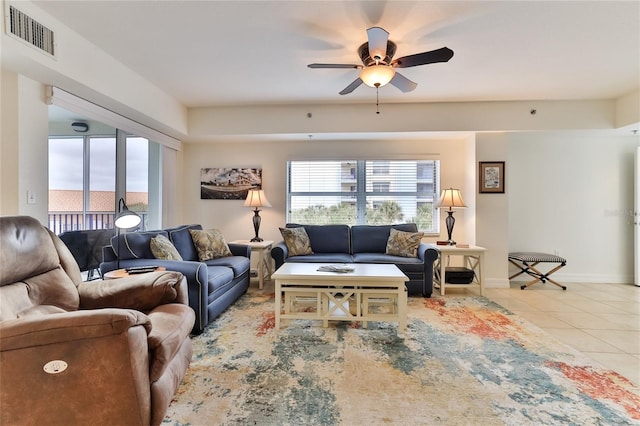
188, 228, 232, 261
385, 228, 424, 258
150, 234, 183, 261
279, 227, 314, 256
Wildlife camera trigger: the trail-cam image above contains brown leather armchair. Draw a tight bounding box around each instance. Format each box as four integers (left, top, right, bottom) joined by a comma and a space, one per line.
0, 216, 195, 426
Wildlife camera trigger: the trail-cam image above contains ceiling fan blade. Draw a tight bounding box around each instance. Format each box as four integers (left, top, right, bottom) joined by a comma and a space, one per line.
366, 27, 389, 62
308, 63, 360, 69
339, 78, 363, 95
389, 72, 417, 93
392, 47, 454, 68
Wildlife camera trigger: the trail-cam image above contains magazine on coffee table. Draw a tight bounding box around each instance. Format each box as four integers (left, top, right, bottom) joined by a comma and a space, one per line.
317, 264, 355, 273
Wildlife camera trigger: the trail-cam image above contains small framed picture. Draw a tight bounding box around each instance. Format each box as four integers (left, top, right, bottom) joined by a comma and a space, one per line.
479, 161, 505, 193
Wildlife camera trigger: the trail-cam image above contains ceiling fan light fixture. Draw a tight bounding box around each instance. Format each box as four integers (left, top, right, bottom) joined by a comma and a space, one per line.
360, 64, 395, 88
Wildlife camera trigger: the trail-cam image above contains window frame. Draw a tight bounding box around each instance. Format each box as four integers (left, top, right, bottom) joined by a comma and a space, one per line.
286, 159, 441, 235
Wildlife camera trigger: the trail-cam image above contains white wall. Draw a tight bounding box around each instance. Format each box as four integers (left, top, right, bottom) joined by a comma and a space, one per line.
508, 132, 639, 284
1, 70, 20, 215
476, 133, 510, 287
17, 75, 49, 221
0, 72, 49, 222
2, 0, 187, 139
181, 137, 474, 245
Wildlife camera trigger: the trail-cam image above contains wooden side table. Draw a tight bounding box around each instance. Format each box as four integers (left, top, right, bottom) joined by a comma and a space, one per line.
104, 266, 165, 279
231, 240, 274, 289
434, 245, 487, 295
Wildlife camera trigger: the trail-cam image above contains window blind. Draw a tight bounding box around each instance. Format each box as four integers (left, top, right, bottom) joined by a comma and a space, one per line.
287, 160, 440, 233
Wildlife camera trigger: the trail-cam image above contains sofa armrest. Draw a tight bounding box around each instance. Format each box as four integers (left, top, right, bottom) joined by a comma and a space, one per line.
418, 243, 439, 297
99, 258, 209, 333
228, 243, 251, 258
418, 243, 439, 263
0, 308, 150, 351
102, 244, 117, 263
270, 241, 288, 269
78, 271, 187, 311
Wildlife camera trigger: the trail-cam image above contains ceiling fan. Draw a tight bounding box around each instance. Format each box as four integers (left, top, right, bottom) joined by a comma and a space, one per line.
308, 27, 454, 95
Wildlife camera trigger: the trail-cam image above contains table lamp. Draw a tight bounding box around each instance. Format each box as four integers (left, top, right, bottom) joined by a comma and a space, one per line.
435, 188, 467, 245
244, 189, 271, 242
114, 197, 141, 268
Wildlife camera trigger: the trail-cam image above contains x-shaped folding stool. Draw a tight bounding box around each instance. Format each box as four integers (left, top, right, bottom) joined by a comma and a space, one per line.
508, 252, 567, 290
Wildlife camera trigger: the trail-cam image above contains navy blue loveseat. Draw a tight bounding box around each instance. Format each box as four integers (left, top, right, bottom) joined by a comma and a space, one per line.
271, 223, 439, 297
100, 224, 250, 334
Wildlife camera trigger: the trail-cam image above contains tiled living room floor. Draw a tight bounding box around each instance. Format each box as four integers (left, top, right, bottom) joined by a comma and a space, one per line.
480, 282, 640, 389
257, 277, 639, 389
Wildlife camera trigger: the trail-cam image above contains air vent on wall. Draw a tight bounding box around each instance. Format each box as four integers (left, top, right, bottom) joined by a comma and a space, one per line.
6, 5, 55, 57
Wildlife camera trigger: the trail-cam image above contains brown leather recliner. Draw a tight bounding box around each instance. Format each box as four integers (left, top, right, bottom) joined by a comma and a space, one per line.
0, 216, 195, 426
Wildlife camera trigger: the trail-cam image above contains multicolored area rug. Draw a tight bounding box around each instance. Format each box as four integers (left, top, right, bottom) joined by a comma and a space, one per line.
164, 289, 639, 425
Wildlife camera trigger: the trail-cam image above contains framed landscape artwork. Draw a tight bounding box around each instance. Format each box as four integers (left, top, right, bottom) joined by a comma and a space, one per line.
200, 168, 263, 200
479, 161, 505, 193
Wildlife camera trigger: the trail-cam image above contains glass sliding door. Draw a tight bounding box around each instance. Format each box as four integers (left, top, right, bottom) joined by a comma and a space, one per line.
126, 136, 150, 229
88, 137, 116, 229
48, 134, 151, 233
48, 137, 84, 232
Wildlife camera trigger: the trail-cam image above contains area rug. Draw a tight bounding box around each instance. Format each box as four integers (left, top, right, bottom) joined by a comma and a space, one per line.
163, 289, 639, 425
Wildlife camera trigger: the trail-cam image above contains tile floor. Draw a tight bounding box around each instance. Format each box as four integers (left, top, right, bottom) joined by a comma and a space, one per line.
463, 281, 640, 389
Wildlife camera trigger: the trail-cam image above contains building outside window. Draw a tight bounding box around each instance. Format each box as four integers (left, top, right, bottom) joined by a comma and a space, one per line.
48, 133, 150, 234
287, 159, 440, 234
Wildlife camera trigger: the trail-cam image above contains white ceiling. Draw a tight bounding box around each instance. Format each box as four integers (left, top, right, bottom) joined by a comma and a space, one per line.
34, 0, 639, 109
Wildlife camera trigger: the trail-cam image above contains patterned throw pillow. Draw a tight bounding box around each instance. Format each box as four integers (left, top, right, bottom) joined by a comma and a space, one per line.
279, 227, 314, 256
188, 228, 232, 261
385, 228, 424, 258
150, 234, 183, 261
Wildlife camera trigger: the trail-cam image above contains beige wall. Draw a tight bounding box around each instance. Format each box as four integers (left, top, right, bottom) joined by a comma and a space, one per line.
508, 132, 639, 284
2, 0, 638, 285
181, 136, 475, 242
1, 72, 49, 222
1, 70, 19, 215
476, 133, 510, 287
3, 72, 638, 286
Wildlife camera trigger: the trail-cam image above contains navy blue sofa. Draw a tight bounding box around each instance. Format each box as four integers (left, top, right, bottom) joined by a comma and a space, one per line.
271, 223, 439, 297
100, 224, 250, 334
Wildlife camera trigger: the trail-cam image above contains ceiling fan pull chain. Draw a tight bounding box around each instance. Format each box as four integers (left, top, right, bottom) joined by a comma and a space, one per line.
376, 86, 380, 114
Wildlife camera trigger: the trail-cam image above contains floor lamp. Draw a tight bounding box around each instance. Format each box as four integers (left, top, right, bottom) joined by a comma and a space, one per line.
114, 198, 141, 269
244, 189, 271, 242
436, 188, 467, 245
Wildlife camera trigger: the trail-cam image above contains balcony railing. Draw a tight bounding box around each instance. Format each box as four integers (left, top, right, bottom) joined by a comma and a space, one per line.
48, 212, 148, 234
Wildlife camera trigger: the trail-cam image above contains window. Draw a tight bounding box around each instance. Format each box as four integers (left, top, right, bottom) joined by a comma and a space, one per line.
48, 133, 151, 233
287, 160, 440, 233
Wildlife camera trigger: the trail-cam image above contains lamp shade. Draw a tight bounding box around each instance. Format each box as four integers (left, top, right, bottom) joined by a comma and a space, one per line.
114, 198, 142, 229
436, 188, 467, 209
244, 189, 272, 208
360, 64, 396, 88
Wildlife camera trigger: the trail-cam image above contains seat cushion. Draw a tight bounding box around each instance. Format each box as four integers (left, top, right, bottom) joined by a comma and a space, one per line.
206, 256, 250, 279
150, 235, 183, 261
385, 228, 424, 258
111, 230, 167, 260
286, 253, 354, 264
279, 227, 313, 256
351, 224, 418, 254
166, 224, 202, 261
353, 253, 423, 272
286, 224, 350, 254
189, 229, 232, 261
206, 266, 234, 293
147, 303, 195, 382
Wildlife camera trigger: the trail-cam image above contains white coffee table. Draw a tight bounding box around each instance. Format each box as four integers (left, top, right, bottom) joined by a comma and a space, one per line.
272, 263, 409, 333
